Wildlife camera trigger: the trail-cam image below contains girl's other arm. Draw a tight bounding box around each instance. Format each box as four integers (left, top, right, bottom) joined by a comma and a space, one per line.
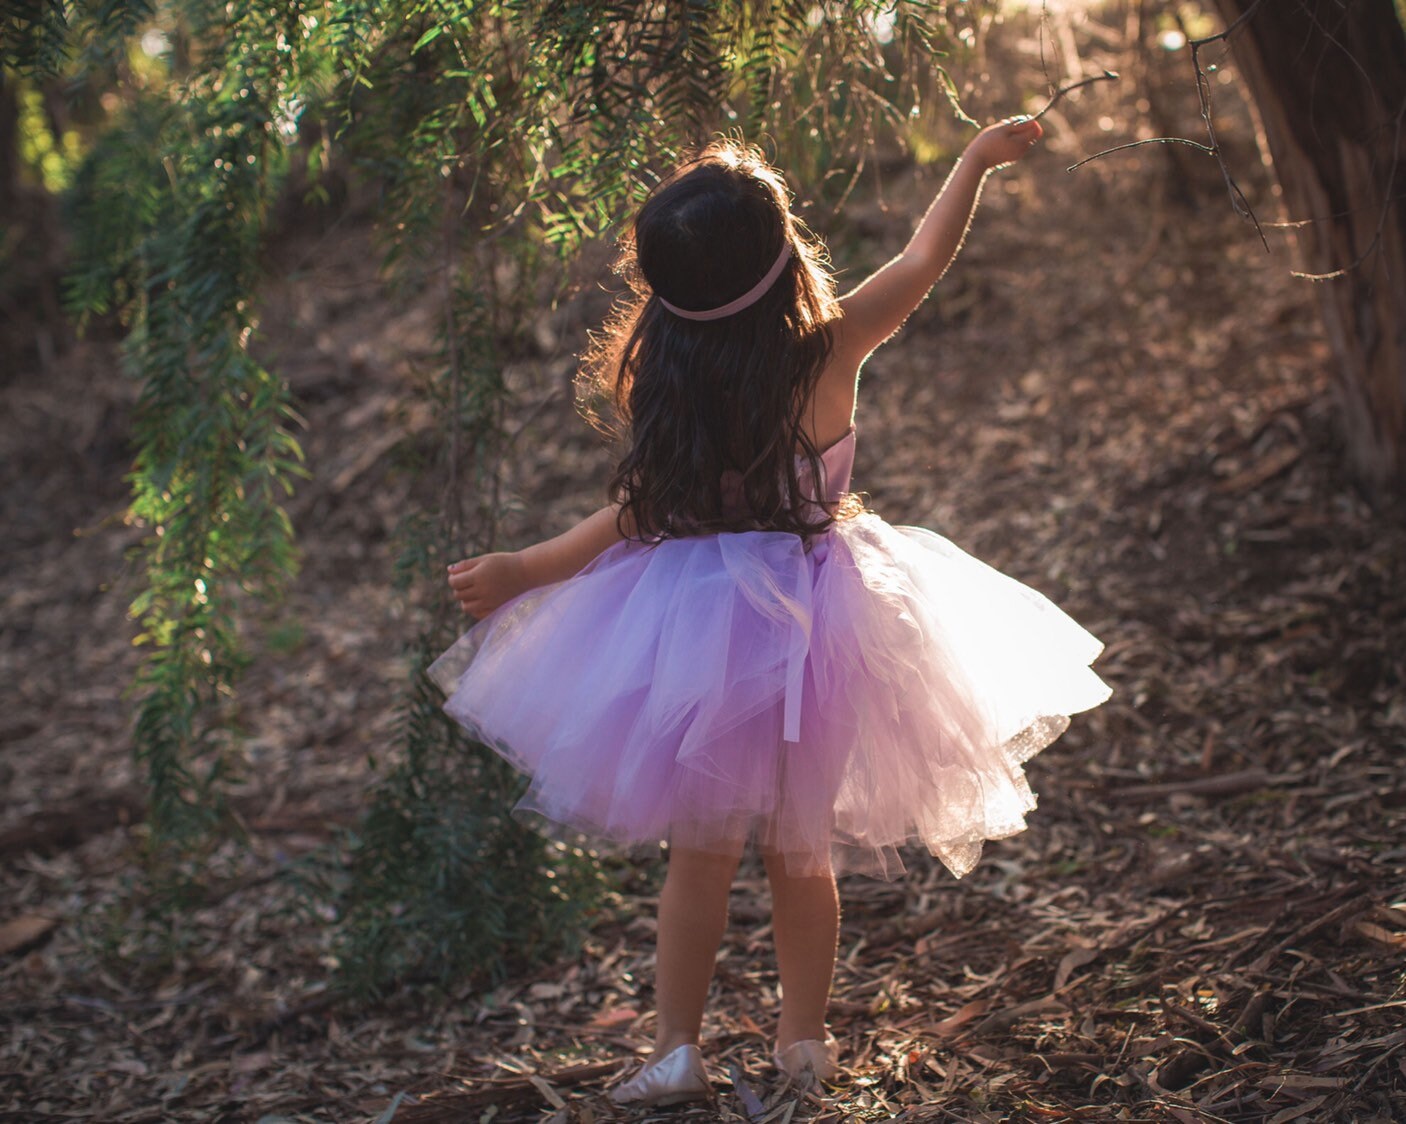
832, 117, 1042, 365
447, 504, 632, 617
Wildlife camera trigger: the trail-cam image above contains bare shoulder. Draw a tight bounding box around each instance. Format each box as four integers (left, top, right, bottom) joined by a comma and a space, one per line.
829, 295, 871, 365
808, 341, 862, 447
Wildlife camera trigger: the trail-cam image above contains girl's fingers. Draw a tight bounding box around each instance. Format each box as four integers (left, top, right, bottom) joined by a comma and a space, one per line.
446, 556, 506, 618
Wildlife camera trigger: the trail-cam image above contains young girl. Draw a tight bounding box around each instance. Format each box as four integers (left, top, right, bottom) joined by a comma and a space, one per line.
431, 117, 1110, 1107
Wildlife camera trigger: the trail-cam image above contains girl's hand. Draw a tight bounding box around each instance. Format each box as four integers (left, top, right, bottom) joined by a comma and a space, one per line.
448, 551, 530, 618
968, 116, 1043, 171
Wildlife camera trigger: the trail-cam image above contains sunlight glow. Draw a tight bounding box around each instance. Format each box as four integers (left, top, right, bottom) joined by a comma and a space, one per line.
866, 7, 897, 45
140, 28, 169, 57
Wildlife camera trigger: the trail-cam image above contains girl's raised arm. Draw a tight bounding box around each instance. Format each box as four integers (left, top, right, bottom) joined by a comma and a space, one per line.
832, 117, 1042, 366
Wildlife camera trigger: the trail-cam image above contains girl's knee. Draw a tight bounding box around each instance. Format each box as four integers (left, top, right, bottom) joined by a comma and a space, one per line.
666, 845, 744, 881
761, 847, 836, 887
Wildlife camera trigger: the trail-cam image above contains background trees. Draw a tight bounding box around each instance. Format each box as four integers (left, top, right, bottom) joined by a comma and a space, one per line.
1210, 0, 1406, 499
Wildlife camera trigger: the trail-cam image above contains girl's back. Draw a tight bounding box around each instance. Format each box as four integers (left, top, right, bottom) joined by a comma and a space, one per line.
579, 144, 845, 540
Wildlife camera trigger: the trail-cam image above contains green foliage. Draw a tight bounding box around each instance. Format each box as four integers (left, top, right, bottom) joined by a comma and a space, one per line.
8, 0, 968, 992
50, 2, 314, 865
335, 0, 950, 259
333, 223, 571, 993
1, 0, 152, 75
335, 648, 606, 999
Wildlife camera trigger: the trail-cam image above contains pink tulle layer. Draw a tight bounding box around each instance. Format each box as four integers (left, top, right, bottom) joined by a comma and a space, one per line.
430, 514, 1111, 878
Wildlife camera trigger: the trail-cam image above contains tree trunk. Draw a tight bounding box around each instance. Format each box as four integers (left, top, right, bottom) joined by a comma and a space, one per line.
1212, 0, 1406, 502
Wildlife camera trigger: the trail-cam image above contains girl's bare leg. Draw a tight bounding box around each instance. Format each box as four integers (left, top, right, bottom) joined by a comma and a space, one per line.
762, 851, 839, 1049
651, 845, 744, 1060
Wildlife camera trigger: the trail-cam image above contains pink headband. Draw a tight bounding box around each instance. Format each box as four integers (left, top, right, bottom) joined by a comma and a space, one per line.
657, 244, 793, 321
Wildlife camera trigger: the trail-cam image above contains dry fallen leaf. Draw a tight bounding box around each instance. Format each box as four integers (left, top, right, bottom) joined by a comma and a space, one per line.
0, 915, 58, 957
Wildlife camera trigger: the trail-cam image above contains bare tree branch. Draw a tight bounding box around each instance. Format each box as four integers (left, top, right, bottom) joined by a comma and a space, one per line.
1030, 70, 1121, 123
1065, 0, 1269, 251
1066, 136, 1213, 172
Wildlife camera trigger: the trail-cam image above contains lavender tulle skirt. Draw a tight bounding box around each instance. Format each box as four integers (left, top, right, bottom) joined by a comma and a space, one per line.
430, 514, 1111, 878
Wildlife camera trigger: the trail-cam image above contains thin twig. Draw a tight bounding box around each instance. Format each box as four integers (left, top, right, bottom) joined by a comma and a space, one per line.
1195, 0, 1268, 49
441, 180, 466, 582
1030, 70, 1120, 122
1038, 1, 1052, 102
1188, 6, 1268, 248
1067, 136, 1213, 172
1258, 187, 1406, 228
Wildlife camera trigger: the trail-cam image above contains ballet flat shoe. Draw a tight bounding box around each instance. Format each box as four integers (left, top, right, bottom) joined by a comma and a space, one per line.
609, 1043, 710, 1107
773, 1035, 839, 1086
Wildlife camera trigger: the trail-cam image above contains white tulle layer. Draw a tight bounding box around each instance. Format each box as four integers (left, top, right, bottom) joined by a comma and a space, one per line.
431, 514, 1110, 878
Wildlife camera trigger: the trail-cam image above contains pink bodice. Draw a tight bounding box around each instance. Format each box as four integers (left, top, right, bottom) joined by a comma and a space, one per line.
720, 427, 856, 524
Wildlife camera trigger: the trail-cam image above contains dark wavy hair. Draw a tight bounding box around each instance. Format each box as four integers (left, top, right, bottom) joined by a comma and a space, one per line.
579, 140, 846, 540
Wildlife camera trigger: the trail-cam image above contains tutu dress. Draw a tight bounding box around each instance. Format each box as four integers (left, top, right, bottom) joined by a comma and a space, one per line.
430, 429, 1111, 879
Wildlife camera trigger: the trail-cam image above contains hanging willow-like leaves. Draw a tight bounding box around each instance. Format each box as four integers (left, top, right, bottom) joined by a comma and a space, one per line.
1, 0, 153, 74
7, 0, 970, 982
52, 1, 317, 859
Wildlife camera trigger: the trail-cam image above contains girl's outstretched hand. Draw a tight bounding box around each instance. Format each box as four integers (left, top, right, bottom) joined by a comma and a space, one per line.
448, 552, 529, 618
969, 116, 1043, 171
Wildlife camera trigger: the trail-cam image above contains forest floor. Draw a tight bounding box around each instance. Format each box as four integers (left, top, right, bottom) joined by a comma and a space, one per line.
3, 6, 1405, 1123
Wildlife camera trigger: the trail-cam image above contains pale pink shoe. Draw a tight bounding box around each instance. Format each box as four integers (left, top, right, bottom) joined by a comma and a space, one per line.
773, 1035, 839, 1086
609, 1043, 710, 1107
